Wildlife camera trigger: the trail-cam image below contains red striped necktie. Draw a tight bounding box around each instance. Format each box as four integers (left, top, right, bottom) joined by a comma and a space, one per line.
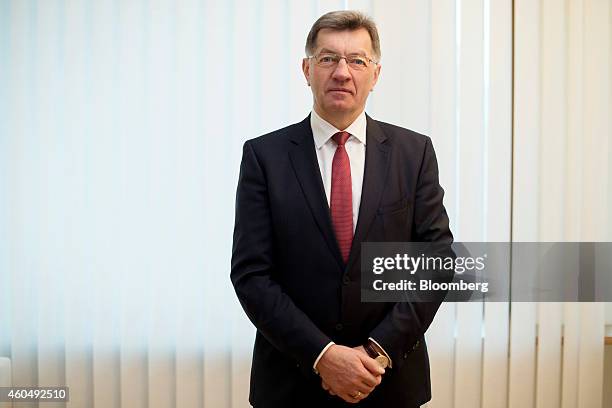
330, 131, 353, 263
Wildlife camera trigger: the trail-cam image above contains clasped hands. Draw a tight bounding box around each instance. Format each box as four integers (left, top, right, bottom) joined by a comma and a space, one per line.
316, 344, 385, 404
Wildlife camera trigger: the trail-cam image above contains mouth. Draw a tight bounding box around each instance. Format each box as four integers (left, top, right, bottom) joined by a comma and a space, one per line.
327, 88, 353, 95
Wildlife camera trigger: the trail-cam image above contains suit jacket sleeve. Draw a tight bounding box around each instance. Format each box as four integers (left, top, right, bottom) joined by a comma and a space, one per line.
231, 140, 331, 372
369, 137, 454, 370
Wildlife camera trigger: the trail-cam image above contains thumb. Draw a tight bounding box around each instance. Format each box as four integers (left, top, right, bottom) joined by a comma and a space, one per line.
359, 353, 385, 375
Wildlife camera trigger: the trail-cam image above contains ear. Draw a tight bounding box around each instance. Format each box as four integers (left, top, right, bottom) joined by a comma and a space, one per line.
302, 58, 311, 86
370, 63, 381, 91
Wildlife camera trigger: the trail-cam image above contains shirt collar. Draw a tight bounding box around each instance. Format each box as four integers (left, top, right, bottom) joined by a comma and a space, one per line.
310, 109, 367, 149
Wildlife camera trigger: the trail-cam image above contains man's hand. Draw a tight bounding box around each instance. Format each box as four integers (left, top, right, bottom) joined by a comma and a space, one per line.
316, 344, 384, 403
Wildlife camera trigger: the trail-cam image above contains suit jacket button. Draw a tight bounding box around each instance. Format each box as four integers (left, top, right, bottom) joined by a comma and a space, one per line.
342, 275, 350, 285
335, 323, 343, 331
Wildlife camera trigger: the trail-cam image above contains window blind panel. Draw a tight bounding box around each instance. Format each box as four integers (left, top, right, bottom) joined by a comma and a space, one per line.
259, 0, 291, 133
456, 0, 485, 242
8, 2, 40, 408
561, 304, 581, 408
428, 1, 460, 406
228, 3, 260, 408
577, 304, 605, 408
483, 0, 512, 244
201, 0, 233, 406
62, 1, 95, 407
533, 1, 567, 404
454, 303, 483, 407
175, 2, 206, 408
508, 303, 537, 408
346, 0, 372, 12
535, 304, 562, 408
581, 0, 610, 243
371, 0, 431, 133
88, 0, 124, 406
286, 1, 318, 124
509, 2, 540, 407
455, 0, 487, 402
430, 0, 458, 237
146, 1, 180, 408
565, 0, 585, 242
482, 302, 510, 408
114, 0, 151, 406
33, 2, 67, 408
369, 0, 404, 122
0, 1, 7, 365
316, 0, 347, 15
481, 0, 512, 404
426, 303, 457, 408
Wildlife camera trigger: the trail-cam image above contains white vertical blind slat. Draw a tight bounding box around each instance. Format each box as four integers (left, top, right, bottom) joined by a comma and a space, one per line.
561, 304, 581, 408
481, 302, 509, 408
535, 0, 567, 404
9, 3, 39, 408
0, 0, 12, 374
35, 2, 66, 407
577, 304, 605, 408
426, 304, 456, 408
175, 1, 205, 407
229, 3, 260, 408
481, 0, 512, 405
287, 1, 317, 124
202, 0, 233, 405
510, 1, 541, 406
64, 0, 95, 406
428, 1, 458, 407
89, 0, 122, 405
535, 304, 562, 408
147, 1, 178, 407
454, 0, 486, 404
454, 303, 483, 407
581, 0, 610, 241
508, 303, 536, 408
117, 0, 150, 406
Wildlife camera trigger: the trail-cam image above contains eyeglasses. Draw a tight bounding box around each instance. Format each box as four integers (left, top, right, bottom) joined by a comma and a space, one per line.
309, 52, 378, 71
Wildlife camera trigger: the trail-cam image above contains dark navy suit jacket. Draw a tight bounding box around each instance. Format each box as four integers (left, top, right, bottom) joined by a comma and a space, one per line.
231, 114, 453, 407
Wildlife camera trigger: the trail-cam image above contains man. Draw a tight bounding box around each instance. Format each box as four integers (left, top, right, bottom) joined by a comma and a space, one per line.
231, 10, 453, 408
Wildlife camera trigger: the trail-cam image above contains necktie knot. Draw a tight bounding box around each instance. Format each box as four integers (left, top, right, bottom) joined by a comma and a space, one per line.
333, 131, 351, 146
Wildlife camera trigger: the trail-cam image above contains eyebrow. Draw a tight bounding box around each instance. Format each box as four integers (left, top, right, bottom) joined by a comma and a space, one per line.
317, 47, 369, 56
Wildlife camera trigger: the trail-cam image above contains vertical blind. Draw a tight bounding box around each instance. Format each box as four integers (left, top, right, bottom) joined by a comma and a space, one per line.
0, 0, 610, 407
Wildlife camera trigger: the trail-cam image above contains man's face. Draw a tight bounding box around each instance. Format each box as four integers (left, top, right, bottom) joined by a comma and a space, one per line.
302, 28, 381, 121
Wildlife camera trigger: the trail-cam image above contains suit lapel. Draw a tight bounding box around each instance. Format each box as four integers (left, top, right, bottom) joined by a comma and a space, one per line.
346, 116, 390, 272
288, 116, 344, 269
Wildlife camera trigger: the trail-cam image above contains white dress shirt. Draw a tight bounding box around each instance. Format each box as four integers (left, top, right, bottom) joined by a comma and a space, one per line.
309, 110, 392, 372
310, 109, 366, 233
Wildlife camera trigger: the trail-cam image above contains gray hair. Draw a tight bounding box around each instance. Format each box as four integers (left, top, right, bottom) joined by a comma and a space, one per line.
305, 10, 381, 60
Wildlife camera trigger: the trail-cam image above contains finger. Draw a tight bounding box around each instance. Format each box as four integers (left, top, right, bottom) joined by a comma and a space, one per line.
358, 381, 375, 394
359, 374, 378, 388
356, 366, 380, 389
361, 373, 382, 389
354, 382, 374, 395
321, 381, 329, 391
342, 393, 358, 404
359, 354, 385, 376
344, 391, 369, 403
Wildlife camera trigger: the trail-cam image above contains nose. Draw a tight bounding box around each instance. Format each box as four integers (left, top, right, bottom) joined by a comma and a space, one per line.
331, 58, 351, 81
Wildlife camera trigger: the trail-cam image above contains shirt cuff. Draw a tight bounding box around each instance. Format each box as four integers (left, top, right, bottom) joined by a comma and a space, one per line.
313, 341, 335, 374
368, 337, 393, 368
